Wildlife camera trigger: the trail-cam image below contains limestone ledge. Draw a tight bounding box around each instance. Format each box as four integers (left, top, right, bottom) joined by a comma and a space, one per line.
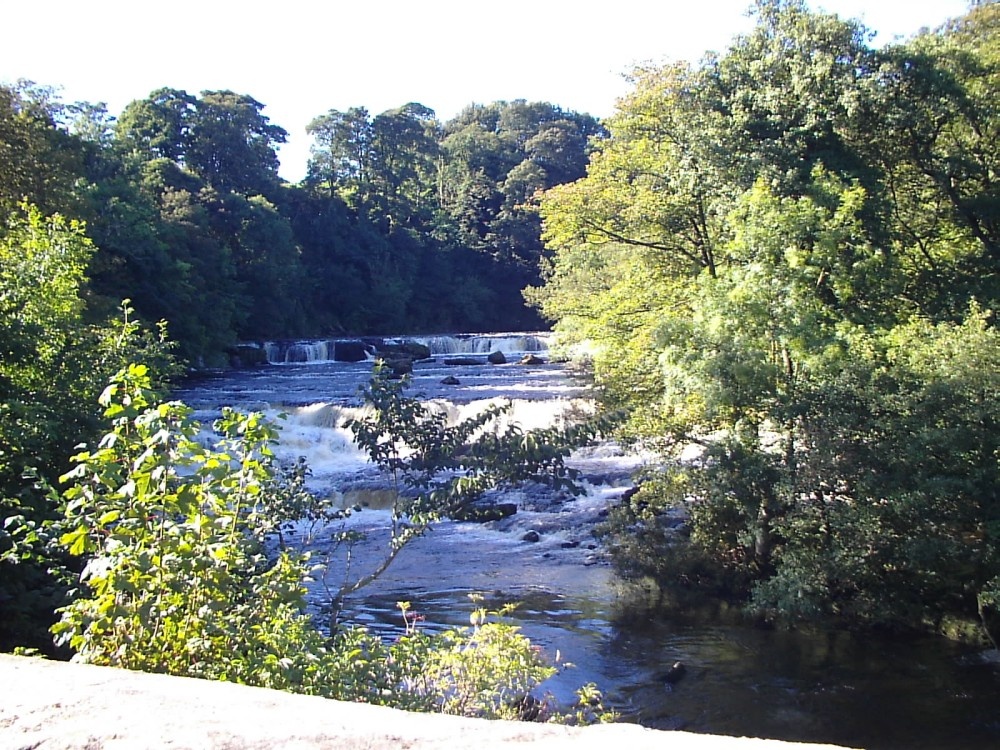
0, 654, 854, 750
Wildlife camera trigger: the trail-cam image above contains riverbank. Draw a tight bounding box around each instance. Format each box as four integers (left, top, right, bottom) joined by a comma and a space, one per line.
0, 654, 854, 749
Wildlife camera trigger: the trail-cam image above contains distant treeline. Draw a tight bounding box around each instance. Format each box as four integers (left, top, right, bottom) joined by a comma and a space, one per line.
0, 86, 603, 364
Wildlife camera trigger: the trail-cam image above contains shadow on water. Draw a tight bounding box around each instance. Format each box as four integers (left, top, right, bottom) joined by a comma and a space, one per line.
602, 605, 1000, 749
341, 582, 1000, 750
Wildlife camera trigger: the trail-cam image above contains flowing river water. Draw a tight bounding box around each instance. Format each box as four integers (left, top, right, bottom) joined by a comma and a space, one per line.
176, 333, 999, 749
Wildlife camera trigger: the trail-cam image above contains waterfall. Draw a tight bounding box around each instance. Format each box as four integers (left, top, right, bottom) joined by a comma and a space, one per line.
263, 340, 336, 363
406, 333, 551, 355
258, 333, 551, 364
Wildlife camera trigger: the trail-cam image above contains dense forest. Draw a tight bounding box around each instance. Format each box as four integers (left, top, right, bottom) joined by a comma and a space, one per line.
0, 0, 997, 699
0, 85, 603, 364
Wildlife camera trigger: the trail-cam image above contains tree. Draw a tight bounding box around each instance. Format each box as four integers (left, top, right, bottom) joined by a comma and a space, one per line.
132, 161, 248, 363
115, 87, 196, 164
369, 103, 440, 221
306, 106, 374, 201
301, 98, 600, 332
0, 82, 87, 218
117, 88, 287, 199
209, 191, 306, 338
112, 88, 306, 359
307, 103, 439, 222
534, 0, 1000, 635
855, 2, 999, 319
186, 90, 287, 198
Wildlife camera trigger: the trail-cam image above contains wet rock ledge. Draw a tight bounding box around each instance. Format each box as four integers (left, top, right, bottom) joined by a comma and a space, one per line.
0, 654, 853, 750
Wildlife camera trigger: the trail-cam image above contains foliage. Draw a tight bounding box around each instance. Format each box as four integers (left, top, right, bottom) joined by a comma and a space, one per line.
750, 313, 999, 627
535, 0, 1000, 636
53, 363, 309, 670
389, 598, 555, 718
0, 81, 86, 217
0, 201, 177, 652
396, 597, 614, 723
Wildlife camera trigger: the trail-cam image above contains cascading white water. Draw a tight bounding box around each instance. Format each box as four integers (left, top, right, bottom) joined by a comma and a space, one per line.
267, 396, 597, 501
259, 332, 552, 364
407, 333, 551, 355
264, 340, 337, 363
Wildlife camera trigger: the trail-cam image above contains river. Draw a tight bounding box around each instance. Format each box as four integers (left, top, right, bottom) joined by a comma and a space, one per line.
175, 333, 1000, 750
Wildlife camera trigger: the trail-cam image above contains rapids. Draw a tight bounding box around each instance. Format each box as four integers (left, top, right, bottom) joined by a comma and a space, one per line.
175, 333, 999, 750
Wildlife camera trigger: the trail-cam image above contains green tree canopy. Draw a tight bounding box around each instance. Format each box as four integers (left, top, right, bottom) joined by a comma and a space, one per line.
532, 0, 1000, 635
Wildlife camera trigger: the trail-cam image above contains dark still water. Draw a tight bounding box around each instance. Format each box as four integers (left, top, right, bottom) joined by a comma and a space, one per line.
176, 334, 1000, 750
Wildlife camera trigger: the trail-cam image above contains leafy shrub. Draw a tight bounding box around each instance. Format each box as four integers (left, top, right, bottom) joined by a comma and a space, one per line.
0, 202, 178, 652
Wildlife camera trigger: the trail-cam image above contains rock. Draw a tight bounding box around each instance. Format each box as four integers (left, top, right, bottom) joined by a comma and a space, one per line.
560, 540, 580, 549
440, 375, 461, 385
334, 340, 372, 362
444, 357, 487, 366
515, 693, 543, 721
522, 530, 541, 543
377, 356, 413, 378
518, 353, 545, 365
978, 598, 1000, 649
622, 486, 642, 503
487, 350, 507, 365
227, 345, 269, 368
450, 502, 518, 523
0, 653, 843, 750
661, 661, 687, 684
376, 341, 432, 361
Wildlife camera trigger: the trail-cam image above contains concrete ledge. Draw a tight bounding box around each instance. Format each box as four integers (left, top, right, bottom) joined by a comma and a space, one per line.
0, 654, 852, 749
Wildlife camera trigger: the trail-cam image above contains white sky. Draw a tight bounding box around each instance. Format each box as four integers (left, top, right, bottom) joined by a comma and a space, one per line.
2, 0, 971, 182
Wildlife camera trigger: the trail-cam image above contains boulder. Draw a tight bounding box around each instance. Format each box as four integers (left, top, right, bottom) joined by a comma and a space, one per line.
661, 661, 687, 684
450, 502, 518, 523
377, 341, 431, 361
522, 530, 541, 543
227, 345, 269, 368
487, 350, 507, 365
334, 340, 372, 362
440, 375, 461, 385
0, 653, 845, 750
979, 598, 1000, 650
444, 357, 487, 366
378, 356, 413, 378
518, 354, 545, 365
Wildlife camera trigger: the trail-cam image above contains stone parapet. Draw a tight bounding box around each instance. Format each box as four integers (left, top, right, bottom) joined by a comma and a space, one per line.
0, 655, 855, 750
